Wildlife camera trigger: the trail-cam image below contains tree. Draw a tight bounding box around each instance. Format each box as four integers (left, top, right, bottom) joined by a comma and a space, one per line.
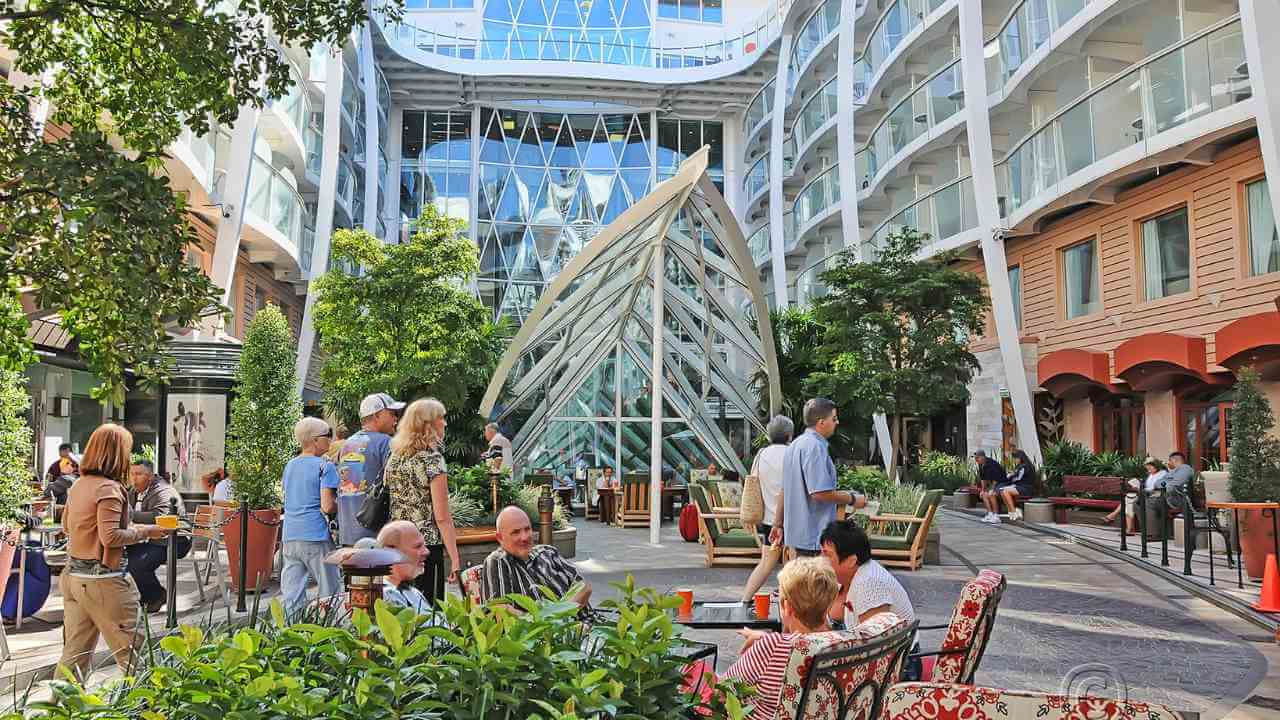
312, 206, 506, 464
0, 0, 400, 400
1229, 366, 1280, 502
0, 367, 36, 528
808, 227, 989, 480
225, 305, 300, 509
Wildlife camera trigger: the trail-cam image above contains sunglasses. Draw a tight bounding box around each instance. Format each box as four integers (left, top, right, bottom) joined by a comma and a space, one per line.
315, 429, 334, 439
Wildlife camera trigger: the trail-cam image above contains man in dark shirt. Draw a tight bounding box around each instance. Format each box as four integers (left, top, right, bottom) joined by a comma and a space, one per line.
125, 460, 191, 612
480, 506, 591, 607
975, 450, 1009, 525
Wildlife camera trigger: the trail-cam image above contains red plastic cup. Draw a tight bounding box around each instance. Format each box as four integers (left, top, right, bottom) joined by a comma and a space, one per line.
753, 592, 770, 618
676, 588, 694, 616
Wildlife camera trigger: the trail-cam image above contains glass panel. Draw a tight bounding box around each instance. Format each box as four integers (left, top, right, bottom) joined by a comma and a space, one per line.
1141, 207, 1190, 299
1091, 70, 1143, 160
1008, 265, 1022, 329
1247, 179, 1280, 276
1062, 239, 1100, 318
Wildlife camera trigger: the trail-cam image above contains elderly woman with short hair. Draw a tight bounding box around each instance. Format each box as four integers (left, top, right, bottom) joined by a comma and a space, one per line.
280, 416, 342, 616
739, 414, 794, 602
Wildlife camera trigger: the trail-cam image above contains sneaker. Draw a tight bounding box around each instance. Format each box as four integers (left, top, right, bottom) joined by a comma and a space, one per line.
1009, 509, 1022, 522
982, 513, 996, 524
989, 514, 1002, 524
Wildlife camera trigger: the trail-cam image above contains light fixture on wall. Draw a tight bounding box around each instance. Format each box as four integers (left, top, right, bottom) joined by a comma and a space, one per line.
50, 396, 70, 418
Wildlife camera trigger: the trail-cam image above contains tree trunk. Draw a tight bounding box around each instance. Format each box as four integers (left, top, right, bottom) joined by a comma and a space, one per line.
887, 415, 901, 485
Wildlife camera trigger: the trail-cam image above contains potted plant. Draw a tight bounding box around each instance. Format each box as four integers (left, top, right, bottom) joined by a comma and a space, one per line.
1228, 366, 1280, 579
223, 305, 300, 591
0, 368, 35, 600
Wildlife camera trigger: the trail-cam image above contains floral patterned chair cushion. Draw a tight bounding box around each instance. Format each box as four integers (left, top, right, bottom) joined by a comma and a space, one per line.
771, 612, 913, 720
929, 569, 1006, 684
883, 682, 1189, 720
459, 564, 484, 604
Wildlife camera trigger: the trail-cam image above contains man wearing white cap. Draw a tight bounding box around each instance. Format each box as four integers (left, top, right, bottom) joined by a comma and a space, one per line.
335, 393, 405, 545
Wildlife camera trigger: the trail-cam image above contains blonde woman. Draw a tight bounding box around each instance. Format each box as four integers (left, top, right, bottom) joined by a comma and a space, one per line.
384, 398, 461, 603
60, 424, 167, 681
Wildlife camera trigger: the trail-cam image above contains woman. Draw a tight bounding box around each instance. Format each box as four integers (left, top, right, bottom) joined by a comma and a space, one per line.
59, 424, 167, 681
998, 450, 1038, 522
383, 398, 461, 603
280, 416, 342, 616
740, 415, 792, 603
1105, 458, 1166, 533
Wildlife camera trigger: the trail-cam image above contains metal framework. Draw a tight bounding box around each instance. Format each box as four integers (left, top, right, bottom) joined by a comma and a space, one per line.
479, 148, 780, 540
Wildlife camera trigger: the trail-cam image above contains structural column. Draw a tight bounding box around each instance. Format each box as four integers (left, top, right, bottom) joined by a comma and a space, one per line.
649, 239, 665, 546
360, 25, 381, 235
1241, 0, 1280, 223
957, 0, 1041, 462
208, 105, 262, 331
768, 28, 795, 307
295, 46, 345, 389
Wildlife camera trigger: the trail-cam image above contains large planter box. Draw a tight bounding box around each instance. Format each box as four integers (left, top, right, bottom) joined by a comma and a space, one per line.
1022, 499, 1054, 525
924, 526, 940, 565
456, 525, 578, 568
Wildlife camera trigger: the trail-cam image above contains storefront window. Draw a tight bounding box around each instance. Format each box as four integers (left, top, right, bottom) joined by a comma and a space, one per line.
1095, 396, 1145, 456
1181, 388, 1234, 470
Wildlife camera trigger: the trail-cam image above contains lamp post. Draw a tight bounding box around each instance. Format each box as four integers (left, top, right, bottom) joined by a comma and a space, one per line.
324, 544, 410, 616
538, 484, 555, 545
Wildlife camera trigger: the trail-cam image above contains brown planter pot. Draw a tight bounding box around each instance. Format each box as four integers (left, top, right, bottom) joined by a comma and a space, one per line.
1237, 508, 1279, 580
223, 509, 281, 591
0, 527, 17, 599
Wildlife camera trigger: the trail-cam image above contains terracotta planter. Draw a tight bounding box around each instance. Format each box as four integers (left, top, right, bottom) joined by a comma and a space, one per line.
0, 527, 16, 600
223, 509, 281, 592
1237, 508, 1279, 580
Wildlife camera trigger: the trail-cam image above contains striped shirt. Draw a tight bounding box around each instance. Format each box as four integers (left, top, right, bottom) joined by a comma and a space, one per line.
722, 632, 796, 720
480, 545, 582, 602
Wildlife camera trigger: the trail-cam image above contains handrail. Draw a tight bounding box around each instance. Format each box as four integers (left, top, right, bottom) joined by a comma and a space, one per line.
997, 14, 1241, 164
745, 77, 777, 139
790, 0, 841, 84
864, 174, 974, 246
793, 77, 838, 153
744, 153, 771, 199
849, 0, 950, 103
853, 56, 962, 191
248, 156, 306, 255
792, 164, 840, 234
982, 0, 1092, 88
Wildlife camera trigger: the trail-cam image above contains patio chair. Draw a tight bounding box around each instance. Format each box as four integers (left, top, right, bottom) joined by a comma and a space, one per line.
865, 489, 943, 570
770, 612, 916, 720
688, 483, 760, 567
690, 479, 741, 534
460, 564, 484, 604
910, 569, 1006, 684
190, 504, 231, 609
883, 682, 1192, 719
616, 474, 652, 528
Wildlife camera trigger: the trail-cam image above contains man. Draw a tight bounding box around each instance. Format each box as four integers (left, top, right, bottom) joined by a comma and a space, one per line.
818, 519, 921, 680
336, 392, 404, 544
770, 398, 866, 558
1165, 451, 1195, 494
377, 520, 433, 614
45, 443, 80, 503
975, 450, 1009, 524
125, 460, 192, 613
480, 506, 591, 607
483, 422, 513, 472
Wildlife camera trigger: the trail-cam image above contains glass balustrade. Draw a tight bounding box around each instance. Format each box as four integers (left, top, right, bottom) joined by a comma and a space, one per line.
745, 78, 776, 136
276, 63, 312, 140
744, 154, 770, 200
305, 125, 322, 177
336, 156, 355, 209
864, 176, 977, 258
860, 59, 963, 189
793, 165, 840, 235
177, 126, 217, 180
849, 0, 951, 110
985, 0, 1090, 89
300, 226, 316, 275
794, 79, 838, 151
791, 0, 842, 79
995, 18, 1248, 218
747, 224, 770, 266
247, 156, 306, 256
795, 251, 843, 306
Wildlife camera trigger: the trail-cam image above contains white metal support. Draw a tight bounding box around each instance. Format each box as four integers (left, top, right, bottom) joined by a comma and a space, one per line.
208, 104, 261, 335
768, 29, 795, 306
1241, 0, 1280, 230
649, 239, 665, 546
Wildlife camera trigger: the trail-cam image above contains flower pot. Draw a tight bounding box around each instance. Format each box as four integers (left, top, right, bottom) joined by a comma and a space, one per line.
955, 489, 977, 509
1200, 470, 1231, 505
0, 527, 16, 600
1237, 508, 1279, 580
223, 508, 281, 592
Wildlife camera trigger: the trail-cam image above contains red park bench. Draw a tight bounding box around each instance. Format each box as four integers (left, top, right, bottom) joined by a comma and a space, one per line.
1048, 475, 1126, 525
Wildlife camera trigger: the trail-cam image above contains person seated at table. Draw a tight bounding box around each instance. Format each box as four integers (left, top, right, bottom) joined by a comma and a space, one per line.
46, 442, 80, 486
480, 506, 591, 607
603, 466, 618, 488
376, 520, 433, 614
1104, 457, 1167, 533
125, 459, 192, 613
201, 467, 233, 504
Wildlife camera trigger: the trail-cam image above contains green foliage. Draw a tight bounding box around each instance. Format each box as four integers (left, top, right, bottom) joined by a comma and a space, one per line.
448, 491, 486, 528
914, 450, 975, 493
225, 306, 300, 509
130, 444, 158, 468
10, 583, 750, 720
1089, 451, 1144, 480
1229, 366, 1280, 502
0, 368, 36, 527
837, 466, 894, 499
1040, 441, 1093, 496
313, 210, 506, 466
515, 484, 568, 531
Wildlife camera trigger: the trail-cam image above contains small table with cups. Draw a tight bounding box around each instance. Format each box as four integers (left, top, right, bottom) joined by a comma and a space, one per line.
676, 599, 783, 631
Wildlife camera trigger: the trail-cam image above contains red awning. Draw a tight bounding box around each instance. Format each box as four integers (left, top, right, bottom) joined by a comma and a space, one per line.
1038, 349, 1116, 398
1217, 311, 1280, 380
1114, 332, 1225, 391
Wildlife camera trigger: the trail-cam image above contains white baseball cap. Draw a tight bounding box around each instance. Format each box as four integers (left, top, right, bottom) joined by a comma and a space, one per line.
359, 392, 405, 418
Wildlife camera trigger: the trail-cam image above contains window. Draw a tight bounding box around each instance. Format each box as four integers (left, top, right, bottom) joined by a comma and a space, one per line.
1008, 265, 1022, 330
1095, 396, 1145, 456
658, 0, 721, 22
1140, 207, 1191, 299
1247, 178, 1280, 276
407, 0, 472, 7
1061, 239, 1100, 319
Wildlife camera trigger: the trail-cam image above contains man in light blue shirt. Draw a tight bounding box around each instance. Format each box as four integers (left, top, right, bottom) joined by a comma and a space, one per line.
771, 398, 865, 556
377, 520, 433, 614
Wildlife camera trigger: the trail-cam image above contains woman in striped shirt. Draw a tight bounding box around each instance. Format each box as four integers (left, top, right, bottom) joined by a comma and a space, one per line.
721, 558, 840, 718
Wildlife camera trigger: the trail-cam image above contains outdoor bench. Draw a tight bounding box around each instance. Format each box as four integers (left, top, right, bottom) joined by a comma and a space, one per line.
1048, 475, 1125, 525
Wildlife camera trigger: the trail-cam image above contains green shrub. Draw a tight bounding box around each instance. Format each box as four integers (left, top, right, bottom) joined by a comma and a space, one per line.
1041, 441, 1094, 496
915, 450, 975, 493
873, 483, 927, 535
448, 491, 485, 528
0, 368, 34, 528
1089, 451, 1144, 480
1230, 366, 1280, 502
516, 484, 568, 530
837, 465, 894, 499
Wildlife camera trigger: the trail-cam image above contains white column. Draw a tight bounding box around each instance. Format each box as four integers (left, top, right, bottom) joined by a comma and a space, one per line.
768, 31, 795, 306
361, 26, 380, 235
1242, 0, 1280, 222
295, 48, 346, 390
958, 0, 1041, 463
723, 112, 744, 218
209, 104, 262, 331
835, 0, 861, 256
649, 241, 665, 546
385, 105, 403, 239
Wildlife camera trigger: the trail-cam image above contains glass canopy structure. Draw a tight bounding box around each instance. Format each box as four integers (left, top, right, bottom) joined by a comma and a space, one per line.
480, 148, 780, 536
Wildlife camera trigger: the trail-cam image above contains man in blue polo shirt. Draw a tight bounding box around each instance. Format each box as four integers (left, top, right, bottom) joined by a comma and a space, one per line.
770, 398, 866, 557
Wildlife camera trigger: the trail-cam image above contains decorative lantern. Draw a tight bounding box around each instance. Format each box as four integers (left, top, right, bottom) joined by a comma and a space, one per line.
324, 544, 410, 615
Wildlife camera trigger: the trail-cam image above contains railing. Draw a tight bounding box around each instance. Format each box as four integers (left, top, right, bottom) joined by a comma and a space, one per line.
795, 250, 843, 306
745, 77, 776, 137
176, 125, 217, 183
849, 0, 949, 104
857, 58, 963, 191
336, 156, 356, 210
863, 176, 977, 258
276, 62, 313, 141
300, 226, 316, 275
984, 0, 1090, 91
247, 156, 306, 257
305, 124, 322, 177
794, 78, 838, 153
995, 17, 1249, 218
381, 0, 788, 68
745, 154, 770, 200
790, 0, 841, 81
747, 223, 771, 266
792, 164, 840, 236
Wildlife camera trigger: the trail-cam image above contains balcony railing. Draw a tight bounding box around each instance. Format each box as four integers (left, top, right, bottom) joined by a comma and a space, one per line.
984, 0, 1090, 91
745, 78, 776, 138
793, 164, 840, 236
745, 154, 770, 200
863, 175, 977, 258
795, 250, 843, 306
305, 124, 323, 177
277, 63, 313, 140
300, 226, 316, 275
794, 78, 838, 153
747, 223, 771, 266
790, 0, 841, 81
856, 58, 963, 190
995, 17, 1249, 219
336, 156, 356, 211
247, 156, 307, 257
850, 0, 949, 104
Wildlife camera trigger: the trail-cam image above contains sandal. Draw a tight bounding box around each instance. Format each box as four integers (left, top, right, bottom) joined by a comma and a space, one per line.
1101, 516, 1116, 526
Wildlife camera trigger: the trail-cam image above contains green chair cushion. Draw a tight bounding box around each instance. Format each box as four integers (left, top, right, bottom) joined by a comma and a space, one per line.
902, 490, 944, 546
870, 534, 913, 551
688, 484, 721, 541
717, 530, 759, 549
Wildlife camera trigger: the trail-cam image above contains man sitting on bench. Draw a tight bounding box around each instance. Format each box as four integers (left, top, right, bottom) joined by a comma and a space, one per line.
975, 450, 1009, 525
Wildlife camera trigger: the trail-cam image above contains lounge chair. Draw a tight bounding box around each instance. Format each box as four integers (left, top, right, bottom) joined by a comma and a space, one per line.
911, 569, 1006, 683
865, 489, 943, 570
688, 483, 759, 567
884, 682, 1191, 719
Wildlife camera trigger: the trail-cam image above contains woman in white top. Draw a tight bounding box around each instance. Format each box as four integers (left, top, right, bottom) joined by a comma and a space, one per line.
739, 415, 794, 602
1104, 458, 1166, 534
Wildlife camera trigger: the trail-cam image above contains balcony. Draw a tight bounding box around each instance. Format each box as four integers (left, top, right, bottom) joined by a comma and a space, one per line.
305, 124, 323, 181
747, 223, 771, 267
745, 77, 777, 151
793, 78, 838, 161
244, 156, 308, 272
856, 58, 964, 194
995, 17, 1251, 225
792, 164, 840, 240
167, 124, 230, 210
850, 0, 951, 105
863, 175, 978, 259
335, 155, 357, 216
789, 0, 841, 87
259, 65, 314, 181
794, 250, 842, 306
984, 0, 1090, 92
744, 153, 770, 204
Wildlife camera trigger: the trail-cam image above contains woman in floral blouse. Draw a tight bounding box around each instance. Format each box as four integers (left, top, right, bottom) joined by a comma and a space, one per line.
383, 397, 461, 603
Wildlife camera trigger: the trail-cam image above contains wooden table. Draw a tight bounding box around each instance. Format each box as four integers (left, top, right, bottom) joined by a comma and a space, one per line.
676, 600, 781, 631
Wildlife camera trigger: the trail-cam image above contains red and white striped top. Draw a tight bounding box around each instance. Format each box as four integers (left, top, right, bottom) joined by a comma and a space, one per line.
723, 632, 797, 720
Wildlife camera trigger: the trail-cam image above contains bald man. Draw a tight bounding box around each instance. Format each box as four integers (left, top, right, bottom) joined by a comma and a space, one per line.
480, 506, 591, 607
377, 520, 433, 614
